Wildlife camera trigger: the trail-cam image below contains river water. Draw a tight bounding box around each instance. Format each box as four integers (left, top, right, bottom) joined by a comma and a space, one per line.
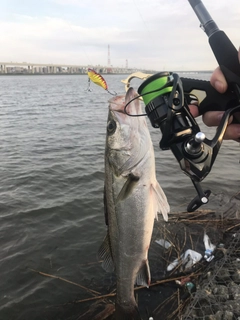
0, 73, 239, 320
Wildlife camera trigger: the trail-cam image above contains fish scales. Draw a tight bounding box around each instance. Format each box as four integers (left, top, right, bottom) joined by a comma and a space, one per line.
99, 87, 170, 319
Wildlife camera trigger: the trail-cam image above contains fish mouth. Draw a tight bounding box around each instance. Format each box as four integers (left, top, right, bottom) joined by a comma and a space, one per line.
109, 88, 142, 116
108, 95, 125, 113
107, 88, 150, 175
110, 108, 125, 115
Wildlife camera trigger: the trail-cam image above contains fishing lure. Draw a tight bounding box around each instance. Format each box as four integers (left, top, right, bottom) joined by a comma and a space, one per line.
87, 68, 116, 95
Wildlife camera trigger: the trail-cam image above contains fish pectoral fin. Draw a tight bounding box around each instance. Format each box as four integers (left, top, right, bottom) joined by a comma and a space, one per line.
98, 232, 115, 273
116, 173, 140, 203
151, 182, 170, 222
135, 259, 151, 288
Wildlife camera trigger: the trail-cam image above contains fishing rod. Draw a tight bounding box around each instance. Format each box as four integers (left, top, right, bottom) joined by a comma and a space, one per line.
123, 0, 240, 212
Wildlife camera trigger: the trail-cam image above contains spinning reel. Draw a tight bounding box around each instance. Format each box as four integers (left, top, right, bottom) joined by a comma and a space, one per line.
122, 0, 240, 212
138, 71, 240, 212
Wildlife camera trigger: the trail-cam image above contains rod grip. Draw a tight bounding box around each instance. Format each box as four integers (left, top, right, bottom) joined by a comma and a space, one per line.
209, 31, 240, 77
181, 77, 239, 115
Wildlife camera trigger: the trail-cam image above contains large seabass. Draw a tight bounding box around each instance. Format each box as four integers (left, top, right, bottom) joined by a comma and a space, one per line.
99, 87, 170, 319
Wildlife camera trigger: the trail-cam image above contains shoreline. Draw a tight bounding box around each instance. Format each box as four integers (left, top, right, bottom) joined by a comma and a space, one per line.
0, 70, 212, 77
0, 72, 131, 76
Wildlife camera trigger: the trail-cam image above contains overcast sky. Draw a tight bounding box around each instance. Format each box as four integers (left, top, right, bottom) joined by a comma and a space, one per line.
1, 0, 240, 71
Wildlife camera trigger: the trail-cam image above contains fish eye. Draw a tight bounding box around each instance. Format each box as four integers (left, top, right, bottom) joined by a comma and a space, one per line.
107, 120, 116, 134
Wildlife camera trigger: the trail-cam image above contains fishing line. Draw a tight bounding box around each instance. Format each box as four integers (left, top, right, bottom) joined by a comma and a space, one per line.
124, 82, 172, 117
132, 0, 151, 36
107, 89, 117, 96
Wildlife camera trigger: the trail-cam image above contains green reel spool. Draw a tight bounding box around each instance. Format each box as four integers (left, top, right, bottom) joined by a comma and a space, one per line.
138, 72, 173, 106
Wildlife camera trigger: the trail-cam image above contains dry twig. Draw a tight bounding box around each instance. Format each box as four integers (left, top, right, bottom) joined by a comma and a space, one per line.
29, 268, 101, 296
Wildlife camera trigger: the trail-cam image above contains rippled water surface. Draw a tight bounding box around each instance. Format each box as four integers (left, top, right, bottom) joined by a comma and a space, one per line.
0, 73, 239, 320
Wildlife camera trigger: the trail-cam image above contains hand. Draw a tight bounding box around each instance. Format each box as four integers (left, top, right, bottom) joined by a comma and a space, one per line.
189, 49, 240, 142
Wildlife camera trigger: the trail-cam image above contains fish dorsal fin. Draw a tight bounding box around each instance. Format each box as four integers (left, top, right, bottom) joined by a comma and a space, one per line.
98, 232, 115, 273
135, 259, 151, 287
116, 173, 140, 203
151, 182, 170, 222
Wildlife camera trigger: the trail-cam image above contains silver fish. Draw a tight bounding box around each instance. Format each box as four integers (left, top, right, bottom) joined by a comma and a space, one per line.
99, 87, 170, 320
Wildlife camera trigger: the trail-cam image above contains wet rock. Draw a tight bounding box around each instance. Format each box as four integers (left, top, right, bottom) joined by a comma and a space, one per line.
204, 310, 233, 320
215, 311, 223, 320
231, 259, 240, 269
223, 311, 234, 320
232, 269, 240, 284
205, 315, 217, 320
223, 301, 240, 316
228, 281, 240, 300
185, 308, 198, 319
195, 299, 214, 317
204, 311, 232, 320
212, 285, 229, 301
196, 287, 214, 299
215, 268, 231, 283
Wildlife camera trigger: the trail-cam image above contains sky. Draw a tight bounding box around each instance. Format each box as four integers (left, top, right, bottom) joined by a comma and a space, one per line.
0, 0, 240, 71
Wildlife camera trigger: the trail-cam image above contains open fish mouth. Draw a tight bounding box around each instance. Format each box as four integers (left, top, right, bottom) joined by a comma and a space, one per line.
109, 88, 142, 116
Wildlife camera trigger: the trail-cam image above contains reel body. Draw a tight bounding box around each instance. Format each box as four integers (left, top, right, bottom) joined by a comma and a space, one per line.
121, 0, 240, 212
137, 72, 240, 212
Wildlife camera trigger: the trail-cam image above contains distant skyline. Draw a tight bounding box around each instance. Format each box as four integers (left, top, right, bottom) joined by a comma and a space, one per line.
1, 0, 240, 71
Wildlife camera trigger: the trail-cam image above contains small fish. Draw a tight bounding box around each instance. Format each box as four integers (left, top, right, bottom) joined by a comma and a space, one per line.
99, 88, 170, 319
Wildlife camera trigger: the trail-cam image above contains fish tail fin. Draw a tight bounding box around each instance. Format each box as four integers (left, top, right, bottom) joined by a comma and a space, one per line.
115, 302, 142, 320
